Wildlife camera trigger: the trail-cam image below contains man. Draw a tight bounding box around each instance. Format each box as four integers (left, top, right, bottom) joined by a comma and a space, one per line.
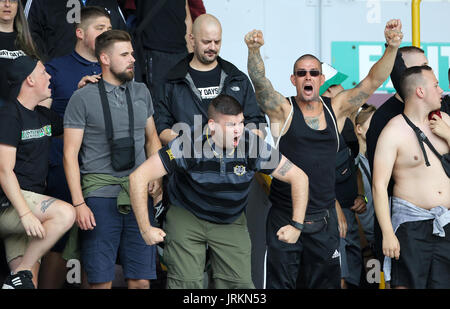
37, 6, 112, 289
63, 30, 161, 289
0, 56, 75, 289
365, 46, 449, 264
155, 13, 265, 146
130, 94, 309, 289
373, 65, 450, 289
245, 19, 402, 288
25, 0, 126, 61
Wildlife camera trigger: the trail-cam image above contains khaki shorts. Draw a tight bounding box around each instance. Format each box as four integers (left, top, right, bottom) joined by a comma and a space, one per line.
163, 205, 254, 289
0, 190, 44, 263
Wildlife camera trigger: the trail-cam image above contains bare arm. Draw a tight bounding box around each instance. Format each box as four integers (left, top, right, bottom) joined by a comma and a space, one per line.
63, 128, 96, 230
372, 124, 400, 259
145, 117, 163, 199
333, 19, 403, 121
245, 30, 291, 127
159, 128, 179, 146
270, 156, 309, 243
0, 144, 45, 238
129, 152, 168, 245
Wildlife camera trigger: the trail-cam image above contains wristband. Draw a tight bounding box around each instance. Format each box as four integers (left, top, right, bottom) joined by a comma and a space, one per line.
73, 201, 86, 207
290, 219, 304, 231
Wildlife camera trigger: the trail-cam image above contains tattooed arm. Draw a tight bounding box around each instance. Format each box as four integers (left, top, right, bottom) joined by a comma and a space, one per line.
245, 30, 291, 129
333, 19, 403, 122
271, 155, 309, 244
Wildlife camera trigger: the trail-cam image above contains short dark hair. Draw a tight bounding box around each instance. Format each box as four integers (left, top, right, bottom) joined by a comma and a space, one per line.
399, 65, 433, 101
95, 30, 131, 61
208, 94, 243, 120
293, 54, 322, 74
76, 6, 111, 30
399, 46, 425, 56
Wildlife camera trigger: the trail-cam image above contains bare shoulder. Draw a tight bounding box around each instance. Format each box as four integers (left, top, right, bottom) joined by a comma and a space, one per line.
378, 114, 407, 143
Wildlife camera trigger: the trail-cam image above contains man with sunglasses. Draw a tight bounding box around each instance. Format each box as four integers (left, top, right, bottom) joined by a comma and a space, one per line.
245, 19, 402, 289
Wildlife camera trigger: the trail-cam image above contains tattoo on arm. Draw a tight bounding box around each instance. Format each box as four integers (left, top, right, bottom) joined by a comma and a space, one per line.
247, 49, 285, 112
41, 198, 56, 213
348, 89, 370, 108
278, 159, 294, 177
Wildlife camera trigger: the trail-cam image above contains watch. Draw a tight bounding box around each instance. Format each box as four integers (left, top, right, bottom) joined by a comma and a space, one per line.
290, 220, 304, 231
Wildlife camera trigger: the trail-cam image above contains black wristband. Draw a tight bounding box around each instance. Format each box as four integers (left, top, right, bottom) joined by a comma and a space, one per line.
290, 220, 304, 231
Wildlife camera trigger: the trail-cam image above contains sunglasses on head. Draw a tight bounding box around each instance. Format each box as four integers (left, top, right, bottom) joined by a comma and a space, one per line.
294, 70, 321, 77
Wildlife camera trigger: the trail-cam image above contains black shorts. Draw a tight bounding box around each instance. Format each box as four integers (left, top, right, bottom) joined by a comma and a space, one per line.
265, 206, 341, 289
391, 220, 450, 289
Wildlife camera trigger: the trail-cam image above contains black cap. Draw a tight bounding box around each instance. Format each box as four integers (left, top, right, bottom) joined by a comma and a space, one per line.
6, 56, 39, 101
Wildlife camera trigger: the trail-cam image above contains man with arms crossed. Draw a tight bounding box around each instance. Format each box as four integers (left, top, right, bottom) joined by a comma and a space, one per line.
245, 19, 402, 288
373, 65, 450, 289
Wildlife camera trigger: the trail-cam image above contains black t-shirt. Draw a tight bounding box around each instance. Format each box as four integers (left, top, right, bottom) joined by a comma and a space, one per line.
0, 31, 25, 105
136, 0, 187, 53
0, 100, 63, 197
188, 64, 222, 107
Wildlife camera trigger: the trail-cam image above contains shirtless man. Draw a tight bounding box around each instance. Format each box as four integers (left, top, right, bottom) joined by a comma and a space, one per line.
245, 19, 402, 288
373, 65, 450, 289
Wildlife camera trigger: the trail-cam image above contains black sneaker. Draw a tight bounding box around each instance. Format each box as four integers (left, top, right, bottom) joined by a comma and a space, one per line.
2, 270, 35, 289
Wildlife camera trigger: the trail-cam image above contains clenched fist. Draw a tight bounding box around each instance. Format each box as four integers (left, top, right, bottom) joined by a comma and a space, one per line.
244, 29, 265, 49
384, 19, 403, 48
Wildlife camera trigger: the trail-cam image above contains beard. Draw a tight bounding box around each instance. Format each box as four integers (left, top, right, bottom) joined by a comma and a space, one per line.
197, 49, 218, 65
111, 65, 134, 83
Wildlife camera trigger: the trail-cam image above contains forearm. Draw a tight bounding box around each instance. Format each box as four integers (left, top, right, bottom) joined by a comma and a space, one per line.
0, 170, 31, 217
159, 129, 178, 146
368, 45, 398, 89
247, 49, 282, 112
145, 133, 162, 158
289, 171, 309, 224
129, 171, 153, 232
372, 183, 394, 235
63, 154, 84, 205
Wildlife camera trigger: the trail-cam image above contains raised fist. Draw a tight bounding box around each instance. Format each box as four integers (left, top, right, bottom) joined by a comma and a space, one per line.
384, 19, 403, 48
244, 29, 265, 49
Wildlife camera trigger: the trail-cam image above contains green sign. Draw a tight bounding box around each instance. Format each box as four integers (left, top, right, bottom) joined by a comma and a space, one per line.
331, 42, 450, 93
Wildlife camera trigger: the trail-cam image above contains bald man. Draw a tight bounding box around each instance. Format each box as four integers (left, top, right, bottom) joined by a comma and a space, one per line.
155, 13, 265, 145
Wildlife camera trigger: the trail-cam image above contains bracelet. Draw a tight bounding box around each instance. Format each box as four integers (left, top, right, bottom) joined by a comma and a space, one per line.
19, 210, 32, 219
73, 201, 86, 207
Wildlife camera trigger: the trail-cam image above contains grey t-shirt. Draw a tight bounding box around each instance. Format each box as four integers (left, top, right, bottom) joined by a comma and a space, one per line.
64, 80, 154, 198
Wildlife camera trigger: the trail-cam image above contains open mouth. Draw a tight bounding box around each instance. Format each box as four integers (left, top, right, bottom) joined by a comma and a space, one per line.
303, 85, 314, 96
233, 136, 239, 147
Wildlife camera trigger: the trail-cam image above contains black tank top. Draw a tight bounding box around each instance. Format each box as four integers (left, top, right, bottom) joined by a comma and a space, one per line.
269, 96, 338, 214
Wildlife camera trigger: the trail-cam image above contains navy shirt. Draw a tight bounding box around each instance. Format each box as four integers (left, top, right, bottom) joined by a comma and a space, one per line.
46, 50, 101, 166
159, 128, 281, 224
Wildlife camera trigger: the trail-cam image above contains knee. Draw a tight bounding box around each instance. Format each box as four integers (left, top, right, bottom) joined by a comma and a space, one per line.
52, 201, 76, 231
127, 279, 150, 289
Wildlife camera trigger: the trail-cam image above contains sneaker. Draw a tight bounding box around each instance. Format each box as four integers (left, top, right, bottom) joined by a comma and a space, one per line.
2, 270, 35, 289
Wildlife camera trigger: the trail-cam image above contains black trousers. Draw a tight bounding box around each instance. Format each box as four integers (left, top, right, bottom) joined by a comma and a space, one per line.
266, 206, 341, 289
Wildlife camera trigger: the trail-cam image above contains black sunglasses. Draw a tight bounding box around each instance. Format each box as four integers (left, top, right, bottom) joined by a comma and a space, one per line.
294, 70, 321, 77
